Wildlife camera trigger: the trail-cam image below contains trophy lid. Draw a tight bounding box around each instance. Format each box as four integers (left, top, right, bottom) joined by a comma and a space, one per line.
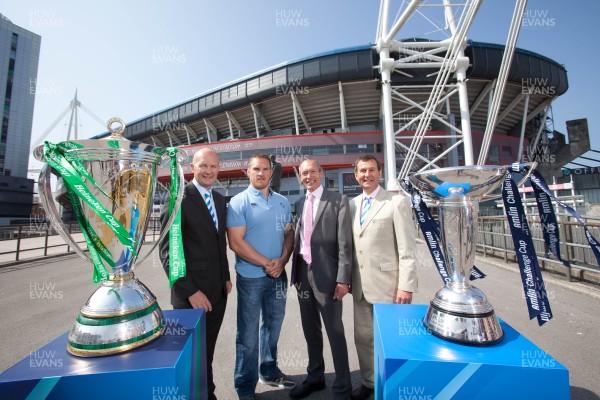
33, 117, 166, 164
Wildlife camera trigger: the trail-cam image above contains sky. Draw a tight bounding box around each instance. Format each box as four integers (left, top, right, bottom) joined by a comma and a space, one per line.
2, 0, 599, 171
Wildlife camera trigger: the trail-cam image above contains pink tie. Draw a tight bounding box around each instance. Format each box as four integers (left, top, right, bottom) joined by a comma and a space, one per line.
302, 193, 315, 264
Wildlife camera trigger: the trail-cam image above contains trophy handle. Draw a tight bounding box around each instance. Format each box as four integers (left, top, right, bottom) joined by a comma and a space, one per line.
517, 161, 538, 185
38, 164, 92, 263
134, 160, 186, 267
480, 161, 539, 201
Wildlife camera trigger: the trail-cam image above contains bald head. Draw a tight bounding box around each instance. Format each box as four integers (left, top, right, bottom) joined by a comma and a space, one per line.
191, 147, 220, 189
193, 147, 218, 164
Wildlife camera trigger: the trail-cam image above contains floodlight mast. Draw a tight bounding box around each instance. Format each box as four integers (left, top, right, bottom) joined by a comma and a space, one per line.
30, 90, 106, 150
376, 0, 528, 187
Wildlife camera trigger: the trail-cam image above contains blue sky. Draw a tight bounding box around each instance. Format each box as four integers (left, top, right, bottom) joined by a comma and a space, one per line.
3, 0, 599, 169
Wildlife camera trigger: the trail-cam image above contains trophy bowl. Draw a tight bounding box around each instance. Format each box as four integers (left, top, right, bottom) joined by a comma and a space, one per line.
33, 118, 185, 357
406, 165, 517, 345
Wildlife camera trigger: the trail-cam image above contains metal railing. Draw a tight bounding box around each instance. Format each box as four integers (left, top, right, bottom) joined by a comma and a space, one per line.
477, 214, 600, 280
0, 218, 162, 265
3, 213, 599, 281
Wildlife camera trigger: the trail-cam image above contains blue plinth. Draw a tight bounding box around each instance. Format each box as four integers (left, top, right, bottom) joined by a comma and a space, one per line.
0, 309, 206, 400
374, 304, 569, 400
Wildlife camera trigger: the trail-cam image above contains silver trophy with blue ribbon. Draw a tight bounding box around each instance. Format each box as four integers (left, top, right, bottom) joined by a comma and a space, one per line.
33, 118, 186, 357
406, 165, 526, 345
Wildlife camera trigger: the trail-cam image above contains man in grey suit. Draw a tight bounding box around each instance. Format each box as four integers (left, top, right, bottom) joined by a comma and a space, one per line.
289, 158, 352, 400
349, 155, 418, 400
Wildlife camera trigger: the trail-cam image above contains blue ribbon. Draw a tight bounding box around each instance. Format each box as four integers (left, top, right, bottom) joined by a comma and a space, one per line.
406, 161, 600, 328
502, 164, 552, 326
527, 168, 600, 266
404, 179, 485, 284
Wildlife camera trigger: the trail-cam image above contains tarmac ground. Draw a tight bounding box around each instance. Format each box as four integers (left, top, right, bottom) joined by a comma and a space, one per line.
1, 240, 599, 399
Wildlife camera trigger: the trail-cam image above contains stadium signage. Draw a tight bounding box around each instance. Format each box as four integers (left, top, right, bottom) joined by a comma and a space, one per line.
211, 142, 255, 152
563, 167, 600, 176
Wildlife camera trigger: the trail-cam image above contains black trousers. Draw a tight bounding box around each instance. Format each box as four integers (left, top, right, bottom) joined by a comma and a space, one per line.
175, 293, 227, 396
295, 260, 351, 400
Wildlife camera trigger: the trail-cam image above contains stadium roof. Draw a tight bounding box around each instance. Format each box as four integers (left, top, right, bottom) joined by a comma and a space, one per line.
95, 40, 567, 150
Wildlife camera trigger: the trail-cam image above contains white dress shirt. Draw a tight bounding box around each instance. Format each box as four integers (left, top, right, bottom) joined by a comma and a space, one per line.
192, 179, 218, 231
299, 185, 323, 257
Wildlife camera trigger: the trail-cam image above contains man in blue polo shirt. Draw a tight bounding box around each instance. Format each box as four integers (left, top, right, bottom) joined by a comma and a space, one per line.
227, 153, 295, 400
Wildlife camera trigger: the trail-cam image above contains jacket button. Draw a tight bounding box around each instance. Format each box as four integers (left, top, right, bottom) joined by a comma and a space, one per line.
359, 250, 363, 255
360, 265, 364, 270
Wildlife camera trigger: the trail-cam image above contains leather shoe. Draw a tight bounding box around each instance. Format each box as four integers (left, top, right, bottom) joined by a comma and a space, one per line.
350, 385, 374, 400
289, 380, 326, 399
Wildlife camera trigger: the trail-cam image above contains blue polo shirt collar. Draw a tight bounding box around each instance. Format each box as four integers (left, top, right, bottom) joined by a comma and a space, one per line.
248, 185, 272, 200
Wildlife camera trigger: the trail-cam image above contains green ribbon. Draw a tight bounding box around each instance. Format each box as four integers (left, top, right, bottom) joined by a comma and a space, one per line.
43, 142, 139, 255
42, 141, 184, 287
166, 147, 186, 287
66, 187, 111, 283
56, 141, 112, 201
43, 141, 140, 283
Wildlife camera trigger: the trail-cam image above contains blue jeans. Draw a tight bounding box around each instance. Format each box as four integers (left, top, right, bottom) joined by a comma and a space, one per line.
234, 273, 287, 396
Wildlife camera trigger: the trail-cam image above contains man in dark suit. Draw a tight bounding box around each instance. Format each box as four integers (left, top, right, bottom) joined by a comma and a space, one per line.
289, 158, 352, 400
160, 147, 232, 400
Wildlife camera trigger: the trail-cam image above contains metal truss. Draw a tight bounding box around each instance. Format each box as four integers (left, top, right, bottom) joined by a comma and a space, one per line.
30, 89, 106, 150
376, 0, 530, 188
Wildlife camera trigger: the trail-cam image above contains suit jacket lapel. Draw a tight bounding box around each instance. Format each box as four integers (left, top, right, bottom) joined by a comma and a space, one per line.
352, 197, 362, 234
213, 192, 226, 227
313, 189, 328, 227
360, 189, 387, 233
189, 183, 218, 234
296, 195, 306, 240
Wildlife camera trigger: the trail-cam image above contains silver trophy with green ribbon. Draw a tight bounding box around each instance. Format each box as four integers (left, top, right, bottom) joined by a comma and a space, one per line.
33, 117, 186, 357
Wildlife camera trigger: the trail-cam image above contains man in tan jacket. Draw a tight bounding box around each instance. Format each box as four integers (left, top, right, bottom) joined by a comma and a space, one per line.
349, 155, 418, 400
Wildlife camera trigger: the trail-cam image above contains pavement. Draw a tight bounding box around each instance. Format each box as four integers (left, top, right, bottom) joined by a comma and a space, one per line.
1, 240, 599, 399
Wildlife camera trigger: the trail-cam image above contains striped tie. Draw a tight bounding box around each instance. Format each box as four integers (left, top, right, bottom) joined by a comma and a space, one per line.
360, 196, 371, 226
204, 192, 218, 230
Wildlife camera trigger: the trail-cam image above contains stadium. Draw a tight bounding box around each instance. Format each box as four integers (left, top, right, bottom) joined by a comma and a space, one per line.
93, 4, 577, 207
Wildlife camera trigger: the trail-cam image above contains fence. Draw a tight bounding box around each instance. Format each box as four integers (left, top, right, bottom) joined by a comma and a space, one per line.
477, 214, 600, 281
2, 215, 599, 280
0, 218, 162, 265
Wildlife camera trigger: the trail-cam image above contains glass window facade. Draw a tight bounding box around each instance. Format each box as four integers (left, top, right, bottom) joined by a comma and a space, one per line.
0, 19, 41, 179
215, 143, 377, 162
0, 33, 18, 174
